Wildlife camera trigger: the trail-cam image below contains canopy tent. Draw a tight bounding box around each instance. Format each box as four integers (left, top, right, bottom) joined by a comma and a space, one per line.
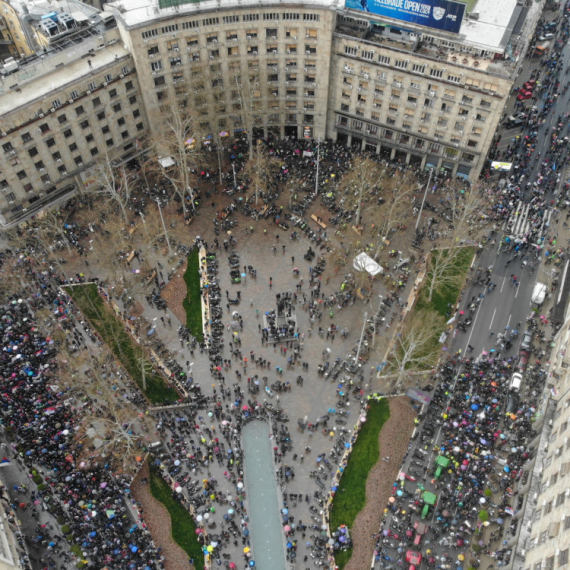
353, 252, 384, 276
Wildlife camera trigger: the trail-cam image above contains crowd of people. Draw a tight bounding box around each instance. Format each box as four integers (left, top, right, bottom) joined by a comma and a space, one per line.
0, 285, 165, 570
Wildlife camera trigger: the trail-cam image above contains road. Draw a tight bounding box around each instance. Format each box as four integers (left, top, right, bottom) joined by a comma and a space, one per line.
375, 14, 570, 568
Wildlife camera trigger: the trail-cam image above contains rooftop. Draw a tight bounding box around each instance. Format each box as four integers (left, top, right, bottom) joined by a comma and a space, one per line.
108, 0, 338, 29
459, 0, 521, 52
0, 31, 127, 116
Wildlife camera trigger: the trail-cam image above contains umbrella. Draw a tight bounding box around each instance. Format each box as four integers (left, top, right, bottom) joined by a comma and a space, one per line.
284, 525, 291, 532
243, 547, 250, 553
496, 518, 504, 525
229, 564, 236, 569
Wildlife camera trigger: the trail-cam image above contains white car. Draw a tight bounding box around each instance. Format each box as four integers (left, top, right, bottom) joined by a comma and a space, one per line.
510, 372, 523, 392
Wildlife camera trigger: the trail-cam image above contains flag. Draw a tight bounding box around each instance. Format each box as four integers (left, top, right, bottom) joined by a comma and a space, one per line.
0, 457, 10, 467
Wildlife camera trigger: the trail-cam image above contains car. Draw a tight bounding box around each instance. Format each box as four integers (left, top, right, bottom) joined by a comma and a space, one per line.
517, 348, 529, 371
406, 550, 422, 570
521, 329, 533, 351
523, 80, 537, 90
503, 117, 525, 129
539, 33, 555, 40
506, 393, 520, 415
517, 90, 533, 101
531, 282, 548, 306
510, 372, 523, 392
502, 113, 527, 126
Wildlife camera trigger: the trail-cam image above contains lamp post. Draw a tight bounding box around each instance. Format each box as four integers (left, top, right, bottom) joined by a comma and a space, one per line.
372, 296, 382, 344
231, 163, 237, 188
355, 311, 368, 366
415, 169, 434, 230
155, 198, 173, 257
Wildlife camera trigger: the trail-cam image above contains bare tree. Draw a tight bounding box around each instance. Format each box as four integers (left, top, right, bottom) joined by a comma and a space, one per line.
35, 210, 74, 255
383, 310, 444, 387
91, 153, 135, 223
425, 183, 487, 302
232, 70, 264, 161
151, 104, 208, 217
371, 172, 416, 258
242, 140, 275, 205
337, 156, 385, 223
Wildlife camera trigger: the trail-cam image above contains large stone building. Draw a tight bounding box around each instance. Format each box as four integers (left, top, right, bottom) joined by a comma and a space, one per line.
509, 280, 570, 570
0, 0, 540, 227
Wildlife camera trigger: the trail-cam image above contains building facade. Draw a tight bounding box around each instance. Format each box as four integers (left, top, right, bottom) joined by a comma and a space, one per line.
514, 298, 570, 570
0, 25, 148, 226
0, 0, 34, 60
0, 0, 538, 227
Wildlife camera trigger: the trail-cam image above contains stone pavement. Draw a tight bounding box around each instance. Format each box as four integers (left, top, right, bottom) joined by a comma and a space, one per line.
60, 202, 419, 569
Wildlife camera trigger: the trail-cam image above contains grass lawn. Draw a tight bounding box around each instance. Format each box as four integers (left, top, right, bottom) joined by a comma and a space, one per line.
149, 463, 204, 569
68, 284, 179, 404
416, 247, 474, 317
183, 249, 204, 343
330, 399, 391, 570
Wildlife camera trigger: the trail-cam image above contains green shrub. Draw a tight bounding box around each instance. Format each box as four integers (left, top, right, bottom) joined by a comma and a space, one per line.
61, 524, 71, 535
182, 249, 204, 342
37, 483, 46, 492
478, 510, 489, 522
149, 464, 204, 570
484, 489, 492, 498
68, 284, 178, 403
330, 399, 391, 570
70, 544, 82, 557
32, 474, 43, 484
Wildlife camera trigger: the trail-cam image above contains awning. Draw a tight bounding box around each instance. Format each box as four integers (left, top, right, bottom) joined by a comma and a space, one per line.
353, 252, 384, 276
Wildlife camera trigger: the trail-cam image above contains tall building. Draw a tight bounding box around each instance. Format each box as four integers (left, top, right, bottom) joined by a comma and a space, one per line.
0, 0, 541, 227
0, 0, 35, 60
511, 282, 570, 570
0, 17, 147, 227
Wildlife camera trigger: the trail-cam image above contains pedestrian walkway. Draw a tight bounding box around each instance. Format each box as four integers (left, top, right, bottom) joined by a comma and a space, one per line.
504, 200, 553, 239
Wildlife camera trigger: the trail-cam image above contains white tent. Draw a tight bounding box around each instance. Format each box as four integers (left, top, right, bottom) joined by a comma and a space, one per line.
353, 252, 384, 276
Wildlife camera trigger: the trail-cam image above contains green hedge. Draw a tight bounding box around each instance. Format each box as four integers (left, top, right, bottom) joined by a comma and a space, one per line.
182, 249, 204, 342
330, 399, 391, 570
149, 464, 204, 569
68, 284, 179, 404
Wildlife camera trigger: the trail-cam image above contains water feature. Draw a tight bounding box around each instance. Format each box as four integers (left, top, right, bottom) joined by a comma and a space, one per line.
242, 420, 288, 570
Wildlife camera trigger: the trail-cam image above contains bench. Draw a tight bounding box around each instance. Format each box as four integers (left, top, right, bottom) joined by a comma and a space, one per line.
126, 250, 135, 263
311, 214, 327, 229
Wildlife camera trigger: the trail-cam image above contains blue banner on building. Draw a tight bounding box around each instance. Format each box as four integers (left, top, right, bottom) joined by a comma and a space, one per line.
345, 0, 466, 34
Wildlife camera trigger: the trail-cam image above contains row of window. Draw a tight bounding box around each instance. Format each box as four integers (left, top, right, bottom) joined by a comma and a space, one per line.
149, 43, 318, 68
1, 113, 144, 193
341, 70, 493, 111
2, 142, 137, 213
146, 28, 319, 53
336, 116, 476, 161
343, 46, 499, 92
49, 68, 131, 111
528, 547, 569, 570
141, 12, 321, 37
